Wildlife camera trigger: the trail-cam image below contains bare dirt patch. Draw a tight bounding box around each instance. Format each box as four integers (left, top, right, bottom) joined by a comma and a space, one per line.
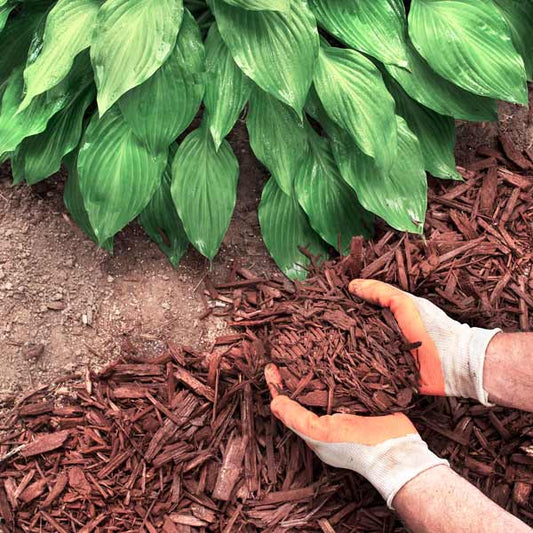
0, 122, 276, 405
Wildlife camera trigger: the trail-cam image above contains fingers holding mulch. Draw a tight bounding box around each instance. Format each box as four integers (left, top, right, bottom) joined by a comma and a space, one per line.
221, 248, 420, 417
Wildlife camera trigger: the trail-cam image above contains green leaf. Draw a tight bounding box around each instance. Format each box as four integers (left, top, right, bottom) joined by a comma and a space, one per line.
91, 0, 184, 116
171, 125, 239, 260
77, 107, 167, 244
309, 0, 408, 67
332, 116, 427, 234
213, 0, 318, 114
385, 76, 461, 180
222, 0, 289, 10
295, 128, 373, 253
386, 41, 498, 122
12, 85, 95, 184
409, 0, 527, 105
64, 152, 113, 251
495, 0, 533, 80
247, 87, 307, 195
314, 45, 397, 171
258, 177, 327, 280
204, 24, 251, 150
0, 54, 93, 156
19, 0, 101, 110
0, 2, 16, 32
0, 4, 49, 86
119, 10, 205, 154
139, 160, 189, 268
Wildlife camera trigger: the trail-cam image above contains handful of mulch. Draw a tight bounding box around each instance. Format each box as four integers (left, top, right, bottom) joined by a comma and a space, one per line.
223, 240, 421, 416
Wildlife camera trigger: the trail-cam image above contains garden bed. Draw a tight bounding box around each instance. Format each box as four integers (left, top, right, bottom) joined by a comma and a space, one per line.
0, 137, 531, 531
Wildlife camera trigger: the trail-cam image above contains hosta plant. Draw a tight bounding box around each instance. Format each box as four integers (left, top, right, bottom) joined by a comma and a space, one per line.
1, 0, 531, 279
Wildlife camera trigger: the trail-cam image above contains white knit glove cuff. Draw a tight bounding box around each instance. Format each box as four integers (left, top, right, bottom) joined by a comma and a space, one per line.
408, 294, 500, 406
449, 326, 501, 405
295, 431, 448, 509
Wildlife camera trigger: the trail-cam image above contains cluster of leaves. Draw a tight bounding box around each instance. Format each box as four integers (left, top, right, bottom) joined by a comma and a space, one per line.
0, 0, 531, 278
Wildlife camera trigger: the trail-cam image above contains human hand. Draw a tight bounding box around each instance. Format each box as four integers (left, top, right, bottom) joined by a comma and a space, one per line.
265, 364, 447, 508
349, 279, 501, 405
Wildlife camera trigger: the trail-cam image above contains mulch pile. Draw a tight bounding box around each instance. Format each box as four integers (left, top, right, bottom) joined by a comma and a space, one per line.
0, 136, 532, 532
377, 140, 532, 332
212, 253, 420, 417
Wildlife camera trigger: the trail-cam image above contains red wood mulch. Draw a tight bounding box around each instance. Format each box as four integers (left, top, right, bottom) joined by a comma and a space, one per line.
0, 136, 531, 532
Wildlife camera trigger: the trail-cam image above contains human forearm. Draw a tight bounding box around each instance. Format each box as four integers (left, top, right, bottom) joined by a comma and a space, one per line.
394, 465, 532, 533
484, 332, 533, 412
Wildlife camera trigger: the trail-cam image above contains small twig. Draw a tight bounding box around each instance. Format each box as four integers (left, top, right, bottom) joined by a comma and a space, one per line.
0, 444, 26, 463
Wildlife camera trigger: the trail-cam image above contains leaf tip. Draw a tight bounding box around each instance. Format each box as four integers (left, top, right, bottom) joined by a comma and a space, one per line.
17, 95, 32, 114
515, 86, 529, 106
96, 94, 114, 119
209, 127, 223, 152
395, 58, 410, 70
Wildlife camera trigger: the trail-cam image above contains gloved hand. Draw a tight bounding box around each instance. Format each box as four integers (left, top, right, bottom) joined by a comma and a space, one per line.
265, 364, 448, 508
349, 279, 501, 405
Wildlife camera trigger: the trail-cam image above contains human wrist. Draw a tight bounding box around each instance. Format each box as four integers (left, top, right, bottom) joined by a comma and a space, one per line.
438, 323, 500, 405
409, 293, 501, 404
465, 327, 501, 405
482, 332, 533, 410
364, 433, 449, 508
294, 430, 448, 509
405, 294, 501, 403
392, 463, 454, 514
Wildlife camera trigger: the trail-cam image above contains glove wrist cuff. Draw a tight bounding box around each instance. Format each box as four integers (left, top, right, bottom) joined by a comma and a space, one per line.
467, 327, 500, 405
448, 327, 500, 405
365, 434, 449, 509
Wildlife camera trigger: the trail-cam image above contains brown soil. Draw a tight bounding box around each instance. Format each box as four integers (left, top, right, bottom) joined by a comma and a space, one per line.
0, 96, 531, 407
0, 121, 276, 405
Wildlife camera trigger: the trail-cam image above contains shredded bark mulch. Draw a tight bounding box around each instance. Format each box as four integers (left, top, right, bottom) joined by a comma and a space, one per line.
217, 253, 420, 417
0, 135, 532, 531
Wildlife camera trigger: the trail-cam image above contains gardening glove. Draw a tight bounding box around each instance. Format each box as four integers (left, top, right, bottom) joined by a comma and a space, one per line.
265, 364, 448, 509
349, 279, 501, 405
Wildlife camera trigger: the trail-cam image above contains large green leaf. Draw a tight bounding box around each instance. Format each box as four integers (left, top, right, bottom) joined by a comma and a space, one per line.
77, 107, 167, 244
119, 10, 205, 154
386, 41, 498, 122
0, 4, 49, 87
171, 124, 239, 260
309, 0, 408, 67
409, 0, 527, 105
139, 159, 189, 268
0, 2, 16, 32
385, 76, 460, 181
332, 116, 427, 234
19, 0, 100, 110
204, 24, 251, 150
91, 0, 184, 116
12, 86, 95, 184
0, 55, 93, 157
495, 0, 533, 81
222, 0, 289, 10
247, 87, 307, 195
64, 152, 113, 252
314, 45, 397, 171
213, 0, 318, 114
258, 177, 327, 280
295, 128, 373, 253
